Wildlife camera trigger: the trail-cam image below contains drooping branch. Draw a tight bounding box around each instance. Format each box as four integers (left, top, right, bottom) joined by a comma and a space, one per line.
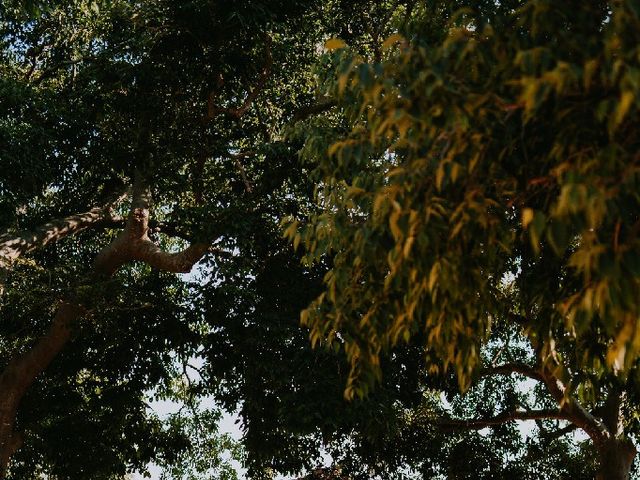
436, 409, 569, 431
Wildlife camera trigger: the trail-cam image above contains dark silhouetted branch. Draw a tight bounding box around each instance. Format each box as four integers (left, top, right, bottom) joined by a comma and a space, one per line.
436, 409, 568, 431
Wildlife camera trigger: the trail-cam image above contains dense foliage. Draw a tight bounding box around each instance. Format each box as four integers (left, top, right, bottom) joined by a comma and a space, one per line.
290, 0, 640, 478
296, 0, 640, 395
0, 0, 432, 478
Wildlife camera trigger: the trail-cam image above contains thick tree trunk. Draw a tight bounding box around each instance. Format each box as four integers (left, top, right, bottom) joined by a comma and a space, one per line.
0, 302, 84, 478
0, 202, 122, 477
0, 427, 21, 480
596, 438, 636, 480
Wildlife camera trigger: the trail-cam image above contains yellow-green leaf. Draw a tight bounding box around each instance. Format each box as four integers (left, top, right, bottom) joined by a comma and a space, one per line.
614, 90, 634, 127
522, 208, 534, 228
325, 38, 346, 51
382, 33, 404, 50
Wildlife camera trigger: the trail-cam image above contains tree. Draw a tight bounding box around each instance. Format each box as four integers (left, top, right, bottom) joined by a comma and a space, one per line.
291, 1, 640, 479
4, 0, 636, 478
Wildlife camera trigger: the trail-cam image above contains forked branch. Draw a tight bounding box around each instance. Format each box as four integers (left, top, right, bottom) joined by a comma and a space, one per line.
94, 173, 210, 276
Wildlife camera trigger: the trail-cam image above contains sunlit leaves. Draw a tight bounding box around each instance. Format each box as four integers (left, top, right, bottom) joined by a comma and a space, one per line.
292, 1, 640, 400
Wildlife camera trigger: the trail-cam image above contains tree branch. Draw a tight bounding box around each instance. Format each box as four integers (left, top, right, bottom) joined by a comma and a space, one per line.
0, 194, 126, 297
228, 35, 272, 119
0, 173, 210, 467
229, 152, 254, 193
539, 367, 610, 447
436, 409, 568, 431
541, 423, 578, 441
0, 301, 86, 471
598, 386, 624, 436
94, 173, 210, 276
147, 221, 191, 241
131, 240, 210, 274
126, 170, 152, 238
0, 198, 124, 271
510, 332, 612, 447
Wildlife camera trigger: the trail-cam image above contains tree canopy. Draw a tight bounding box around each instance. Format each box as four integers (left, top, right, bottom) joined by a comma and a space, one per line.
1, 0, 640, 479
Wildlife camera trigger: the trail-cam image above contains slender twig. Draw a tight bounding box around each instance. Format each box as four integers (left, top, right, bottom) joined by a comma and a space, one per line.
230, 153, 253, 193
542, 423, 578, 441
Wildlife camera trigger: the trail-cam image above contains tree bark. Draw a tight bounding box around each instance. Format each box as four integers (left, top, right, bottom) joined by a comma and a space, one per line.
0, 199, 126, 474
0, 201, 123, 295
596, 438, 636, 480
0, 302, 85, 478
594, 387, 636, 480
